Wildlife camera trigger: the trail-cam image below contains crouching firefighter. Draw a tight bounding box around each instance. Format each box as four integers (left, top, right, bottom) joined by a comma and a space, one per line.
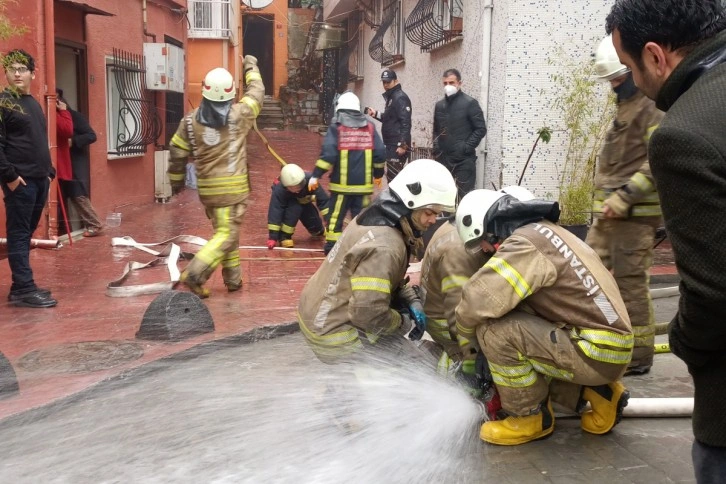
168, 57, 264, 297
420, 185, 536, 376
267, 163, 329, 249
297, 159, 457, 363
454, 189, 634, 446
308, 92, 387, 255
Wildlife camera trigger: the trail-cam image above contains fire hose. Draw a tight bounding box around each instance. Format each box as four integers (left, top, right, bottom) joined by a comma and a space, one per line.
0, 238, 63, 249
107, 235, 323, 297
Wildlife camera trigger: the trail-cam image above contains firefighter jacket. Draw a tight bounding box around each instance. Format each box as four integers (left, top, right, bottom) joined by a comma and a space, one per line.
312, 118, 386, 194
267, 173, 330, 240
168, 66, 265, 208
297, 217, 409, 344
433, 90, 487, 163
456, 220, 634, 367
372, 84, 412, 147
420, 220, 489, 346
593, 89, 664, 219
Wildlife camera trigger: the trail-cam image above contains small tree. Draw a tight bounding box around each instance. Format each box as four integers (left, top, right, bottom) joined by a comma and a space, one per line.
547, 47, 615, 225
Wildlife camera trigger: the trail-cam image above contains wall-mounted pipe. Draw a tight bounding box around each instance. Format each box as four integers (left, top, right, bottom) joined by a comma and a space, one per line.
142, 0, 157, 42
477, 2, 494, 190
44, 0, 58, 239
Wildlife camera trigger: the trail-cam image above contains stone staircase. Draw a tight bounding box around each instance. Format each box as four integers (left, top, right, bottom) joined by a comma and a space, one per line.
257, 96, 284, 130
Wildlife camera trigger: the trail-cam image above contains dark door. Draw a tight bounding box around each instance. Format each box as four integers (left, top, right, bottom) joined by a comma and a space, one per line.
242, 15, 274, 96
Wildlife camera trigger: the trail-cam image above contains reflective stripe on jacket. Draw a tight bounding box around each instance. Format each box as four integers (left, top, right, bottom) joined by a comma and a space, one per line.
456, 220, 633, 365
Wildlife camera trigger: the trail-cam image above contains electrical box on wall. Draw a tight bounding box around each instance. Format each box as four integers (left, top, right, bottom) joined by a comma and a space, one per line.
143, 43, 185, 93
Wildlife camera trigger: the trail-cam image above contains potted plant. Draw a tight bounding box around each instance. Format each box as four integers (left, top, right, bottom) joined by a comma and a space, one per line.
547, 49, 615, 239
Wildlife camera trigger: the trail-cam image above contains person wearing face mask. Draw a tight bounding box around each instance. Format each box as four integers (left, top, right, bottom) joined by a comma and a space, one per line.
168, 57, 264, 297
432, 68, 487, 201
297, 159, 457, 363
454, 189, 633, 446
585, 35, 664, 377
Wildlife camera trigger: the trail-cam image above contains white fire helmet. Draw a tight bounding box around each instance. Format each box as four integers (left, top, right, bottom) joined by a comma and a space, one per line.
388, 158, 457, 212
202, 67, 236, 102
500, 185, 535, 201
594, 35, 630, 82
280, 163, 306, 188
335, 91, 361, 112
455, 189, 506, 251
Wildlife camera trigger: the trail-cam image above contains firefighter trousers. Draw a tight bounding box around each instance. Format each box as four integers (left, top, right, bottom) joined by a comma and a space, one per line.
279, 202, 325, 241
586, 217, 659, 368
476, 310, 627, 416
184, 202, 247, 286
324, 192, 371, 251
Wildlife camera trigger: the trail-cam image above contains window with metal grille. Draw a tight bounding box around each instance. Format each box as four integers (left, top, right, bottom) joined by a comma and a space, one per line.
189, 0, 231, 38
356, 0, 385, 29
106, 49, 162, 157
369, 0, 404, 66
345, 10, 365, 80
405, 0, 464, 52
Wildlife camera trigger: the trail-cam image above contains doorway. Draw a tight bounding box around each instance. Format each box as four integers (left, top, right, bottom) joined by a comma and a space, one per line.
55, 43, 89, 234
242, 14, 274, 96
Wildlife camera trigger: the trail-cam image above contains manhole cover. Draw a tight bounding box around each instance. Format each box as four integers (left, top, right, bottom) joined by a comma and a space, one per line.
17, 341, 144, 374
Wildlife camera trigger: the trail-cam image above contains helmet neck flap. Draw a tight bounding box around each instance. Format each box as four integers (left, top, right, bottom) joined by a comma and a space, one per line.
196, 98, 233, 128
486, 196, 561, 240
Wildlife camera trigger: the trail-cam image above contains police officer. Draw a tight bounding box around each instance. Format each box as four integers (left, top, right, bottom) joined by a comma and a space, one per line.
365, 69, 412, 183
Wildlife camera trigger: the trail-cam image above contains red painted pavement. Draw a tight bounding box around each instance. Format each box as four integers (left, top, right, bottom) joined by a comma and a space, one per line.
0, 129, 678, 420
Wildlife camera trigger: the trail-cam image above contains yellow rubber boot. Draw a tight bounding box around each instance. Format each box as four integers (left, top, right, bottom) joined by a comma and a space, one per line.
281, 239, 294, 248
179, 271, 210, 299
580, 381, 630, 435
480, 399, 555, 446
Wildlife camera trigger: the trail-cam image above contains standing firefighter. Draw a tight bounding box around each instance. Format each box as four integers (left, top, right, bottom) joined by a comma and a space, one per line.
455, 189, 633, 446
586, 35, 664, 375
168, 56, 264, 297
297, 159, 457, 363
267, 163, 329, 249
308, 92, 387, 254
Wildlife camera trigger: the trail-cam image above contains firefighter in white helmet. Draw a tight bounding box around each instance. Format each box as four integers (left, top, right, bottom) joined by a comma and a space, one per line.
419, 185, 536, 376
587, 34, 664, 375
308, 91, 387, 254
168, 58, 264, 297
266, 163, 329, 249
297, 158, 457, 363
454, 189, 633, 445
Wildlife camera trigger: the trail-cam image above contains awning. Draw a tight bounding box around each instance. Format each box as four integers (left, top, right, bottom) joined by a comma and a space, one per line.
56, 0, 115, 16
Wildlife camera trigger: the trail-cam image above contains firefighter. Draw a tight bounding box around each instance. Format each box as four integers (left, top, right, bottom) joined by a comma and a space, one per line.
297, 158, 457, 363
586, 35, 664, 375
420, 185, 536, 375
168, 57, 264, 298
267, 163, 329, 249
454, 189, 633, 446
308, 92, 387, 254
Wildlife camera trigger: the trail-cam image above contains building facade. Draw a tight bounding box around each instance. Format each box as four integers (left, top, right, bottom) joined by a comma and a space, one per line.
0, 0, 189, 239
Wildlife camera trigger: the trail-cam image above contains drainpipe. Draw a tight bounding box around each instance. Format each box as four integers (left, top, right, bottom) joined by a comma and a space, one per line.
142, 0, 157, 42
477, 1, 494, 190
44, 0, 58, 239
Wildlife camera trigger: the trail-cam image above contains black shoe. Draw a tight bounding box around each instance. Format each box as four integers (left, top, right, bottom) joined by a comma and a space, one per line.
8, 288, 51, 302
624, 365, 651, 376
9, 291, 57, 308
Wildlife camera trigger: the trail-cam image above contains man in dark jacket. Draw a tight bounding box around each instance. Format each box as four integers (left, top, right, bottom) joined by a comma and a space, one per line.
308, 92, 386, 254
433, 68, 487, 201
607, 1, 726, 480
365, 69, 412, 183
0, 49, 57, 308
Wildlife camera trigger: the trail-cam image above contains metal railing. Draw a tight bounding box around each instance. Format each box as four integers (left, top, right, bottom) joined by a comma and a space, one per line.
405, 0, 464, 52
108, 49, 161, 156
188, 0, 231, 38
369, 0, 403, 65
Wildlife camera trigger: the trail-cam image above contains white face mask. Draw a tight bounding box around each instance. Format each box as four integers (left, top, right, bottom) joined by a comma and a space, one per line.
444, 85, 459, 97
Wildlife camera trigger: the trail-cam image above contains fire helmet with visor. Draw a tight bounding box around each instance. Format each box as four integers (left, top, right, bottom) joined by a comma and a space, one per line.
202, 67, 236, 102
594, 35, 630, 82
280, 164, 306, 188
388, 158, 457, 213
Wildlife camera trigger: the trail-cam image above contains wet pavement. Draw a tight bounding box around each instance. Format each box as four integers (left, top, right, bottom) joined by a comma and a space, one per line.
0, 129, 690, 482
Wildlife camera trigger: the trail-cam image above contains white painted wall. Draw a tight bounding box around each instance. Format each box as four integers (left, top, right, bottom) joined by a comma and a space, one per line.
345, 0, 614, 197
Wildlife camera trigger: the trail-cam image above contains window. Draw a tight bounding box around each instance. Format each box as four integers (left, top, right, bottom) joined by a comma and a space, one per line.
106, 49, 161, 157
188, 0, 231, 39
369, 0, 404, 66
405, 0, 464, 52
345, 11, 365, 80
